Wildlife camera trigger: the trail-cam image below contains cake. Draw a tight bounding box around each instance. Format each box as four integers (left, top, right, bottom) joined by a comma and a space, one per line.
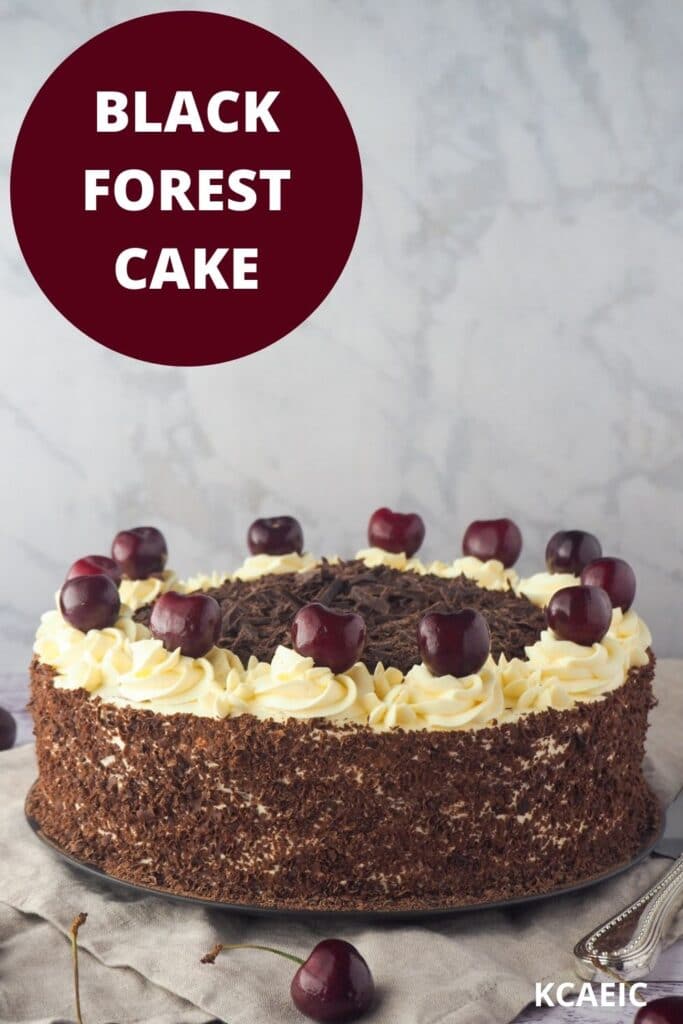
27, 513, 660, 912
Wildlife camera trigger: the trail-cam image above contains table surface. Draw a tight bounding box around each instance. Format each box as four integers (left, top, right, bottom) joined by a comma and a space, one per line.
4, 671, 681, 1024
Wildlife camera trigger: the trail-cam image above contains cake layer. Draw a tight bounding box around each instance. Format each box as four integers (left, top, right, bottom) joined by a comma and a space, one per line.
34, 561, 652, 727
28, 654, 660, 912
136, 559, 546, 671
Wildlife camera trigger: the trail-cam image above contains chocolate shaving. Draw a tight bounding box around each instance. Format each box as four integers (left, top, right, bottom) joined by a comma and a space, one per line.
28, 655, 660, 912
136, 560, 546, 672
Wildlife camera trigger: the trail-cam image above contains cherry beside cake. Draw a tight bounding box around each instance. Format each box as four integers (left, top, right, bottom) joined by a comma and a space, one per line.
27, 513, 659, 912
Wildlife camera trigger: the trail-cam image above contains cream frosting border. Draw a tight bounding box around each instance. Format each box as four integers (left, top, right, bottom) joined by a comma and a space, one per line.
34, 552, 652, 732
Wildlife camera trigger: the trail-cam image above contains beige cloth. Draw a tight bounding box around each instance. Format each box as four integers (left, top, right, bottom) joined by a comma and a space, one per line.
1, 661, 682, 1024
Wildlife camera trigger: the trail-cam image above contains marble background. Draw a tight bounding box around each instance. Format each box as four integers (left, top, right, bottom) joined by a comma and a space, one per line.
2, 0, 683, 672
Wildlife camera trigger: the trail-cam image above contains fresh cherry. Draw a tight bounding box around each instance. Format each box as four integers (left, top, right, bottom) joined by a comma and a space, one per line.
150, 591, 221, 658
202, 939, 375, 1024
417, 609, 491, 677
111, 526, 167, 579
546, 585, 612, 646
635, 997, 683, 1024
580, 556, 636, 612
247, 515, 304, 556
59, 575, 121, 632
462, 518, 522, 567
291, 603, 366, 674
367, 507, 425, 557
291, 939, 375, 1023
0, 707, 17, 750
66, 555, 122, 585
545, 529, 602, 575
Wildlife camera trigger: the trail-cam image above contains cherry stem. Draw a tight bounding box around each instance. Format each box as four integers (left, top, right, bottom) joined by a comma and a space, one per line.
201, 942, 304, 967
70, 913, 87, 1024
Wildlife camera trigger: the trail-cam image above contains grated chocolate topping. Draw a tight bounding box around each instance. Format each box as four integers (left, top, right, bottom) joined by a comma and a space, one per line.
136, 560, 546, 672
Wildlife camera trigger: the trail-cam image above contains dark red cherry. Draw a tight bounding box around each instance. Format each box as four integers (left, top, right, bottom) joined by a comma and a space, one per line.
66, 555, 122, 585
247, 516, 303, 556
0, 707, 17, 751
635, 997, 683, 1024
462, 518, 522, 567
149, 591, 221, 658
59, 575, 121, 632
417, 609, 490, 677
111, 526, 168, 580
581, 557, 636, 612
546, 585, 612, 646
367, 507, 425, 557
545, 529, 602, 575
291, 603, 366, 674
291, 939, 375, 1023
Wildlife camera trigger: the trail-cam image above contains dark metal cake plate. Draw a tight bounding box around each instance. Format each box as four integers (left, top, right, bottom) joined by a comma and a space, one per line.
25, 782, 663, 921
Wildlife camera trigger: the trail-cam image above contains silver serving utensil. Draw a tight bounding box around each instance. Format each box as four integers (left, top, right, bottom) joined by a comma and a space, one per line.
574, 788, 683, 981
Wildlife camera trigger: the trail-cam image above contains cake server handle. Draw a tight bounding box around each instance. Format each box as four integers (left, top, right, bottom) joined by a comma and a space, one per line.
574, 855, 683, 981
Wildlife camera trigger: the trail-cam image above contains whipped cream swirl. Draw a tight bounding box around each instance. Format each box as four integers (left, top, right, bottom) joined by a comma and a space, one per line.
203, 646, 380, 723
517, 571, 580, 608
369, 657, 504, 730
119, 570, 177, 611
501, 628, 627, 712
34, 603, 149, 693
357, 549, 517, 591
181, 570, 231, 593
432, 556, 518, 592
356, 547, 427, 574
233, 552, 320, 581
117, 639, 230, 709
608, 607, 652, 668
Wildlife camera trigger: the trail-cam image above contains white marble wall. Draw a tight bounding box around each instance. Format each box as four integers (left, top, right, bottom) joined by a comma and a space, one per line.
2, 0, 683, 669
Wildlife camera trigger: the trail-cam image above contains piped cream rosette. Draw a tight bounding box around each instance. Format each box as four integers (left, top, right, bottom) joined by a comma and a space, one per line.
116, 639, 235, 714
356, 548, 518, 591
608, 607, 652, 668
176, 552, 321, 595
500, 605, 652, 714
501, 630, 627, 713
180, 570, 231, 593
233, 551, 320, 581
118, 570, 178, 612
368, 657, 504, 730
199, 645, 385, 723
34, 599, 149, 693
516, 571, 580, 608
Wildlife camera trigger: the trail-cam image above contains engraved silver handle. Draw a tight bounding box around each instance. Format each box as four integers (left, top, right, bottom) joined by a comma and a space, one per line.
574, 856, 683, 981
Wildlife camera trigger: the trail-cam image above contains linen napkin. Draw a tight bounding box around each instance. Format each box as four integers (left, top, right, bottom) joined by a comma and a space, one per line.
1, 660, 681, 1024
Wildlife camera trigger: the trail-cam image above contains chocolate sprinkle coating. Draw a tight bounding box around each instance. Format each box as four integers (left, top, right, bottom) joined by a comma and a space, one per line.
137, 560, 546, 672
28, 653, 660, 912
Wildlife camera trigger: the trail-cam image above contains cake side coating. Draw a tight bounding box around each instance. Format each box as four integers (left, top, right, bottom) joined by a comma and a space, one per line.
28, 654, 660, 911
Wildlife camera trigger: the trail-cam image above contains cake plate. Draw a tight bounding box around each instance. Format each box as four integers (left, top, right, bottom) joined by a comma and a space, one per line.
25, 784, 663, 920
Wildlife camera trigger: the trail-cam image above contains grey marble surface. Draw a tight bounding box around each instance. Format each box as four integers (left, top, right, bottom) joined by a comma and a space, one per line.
2, 0, 683, 671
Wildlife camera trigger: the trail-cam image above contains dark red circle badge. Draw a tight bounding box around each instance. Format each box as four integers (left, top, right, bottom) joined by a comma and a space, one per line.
10, 12, 362, 366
